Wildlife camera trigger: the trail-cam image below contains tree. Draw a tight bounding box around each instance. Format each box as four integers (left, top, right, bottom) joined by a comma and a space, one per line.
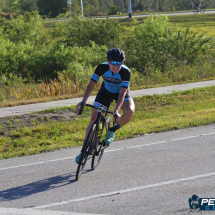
108, 5, 119, 15
19, 0, 38, 12
37, 0, 67, 18
0, 0, 15, 12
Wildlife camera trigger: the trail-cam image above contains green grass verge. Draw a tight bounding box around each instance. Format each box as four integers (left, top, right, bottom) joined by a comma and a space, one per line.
121, 13, 215, 36
0, 86, 215, 159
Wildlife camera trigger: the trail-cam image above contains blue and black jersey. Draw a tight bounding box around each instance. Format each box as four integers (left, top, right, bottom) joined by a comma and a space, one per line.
91, 62, 131, 94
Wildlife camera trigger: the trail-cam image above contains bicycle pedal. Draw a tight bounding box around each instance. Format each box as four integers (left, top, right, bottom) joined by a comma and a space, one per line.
101, 141, 109, 149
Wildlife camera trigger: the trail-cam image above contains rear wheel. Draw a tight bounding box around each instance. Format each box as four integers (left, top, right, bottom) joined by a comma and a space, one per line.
76, 125, 96, 181
91, 117, 111, 170
200, 8, 205, 13
193, 9, 198, 14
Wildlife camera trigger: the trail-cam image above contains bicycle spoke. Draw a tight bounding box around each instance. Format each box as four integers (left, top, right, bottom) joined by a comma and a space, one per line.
91, 117, 111, 170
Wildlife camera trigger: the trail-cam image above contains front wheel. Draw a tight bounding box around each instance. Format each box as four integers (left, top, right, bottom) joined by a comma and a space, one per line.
76, 124, 96, 181
91, 117, 111, 170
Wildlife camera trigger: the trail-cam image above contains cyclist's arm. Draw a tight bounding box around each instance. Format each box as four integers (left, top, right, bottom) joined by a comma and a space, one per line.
82, 80, 96, 103
76, 80, 96, 111
82, 63, 106, 102
114, 87, 128, 113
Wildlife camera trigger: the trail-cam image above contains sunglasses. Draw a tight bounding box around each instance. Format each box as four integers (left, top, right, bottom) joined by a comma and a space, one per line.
110, 61, 123, 66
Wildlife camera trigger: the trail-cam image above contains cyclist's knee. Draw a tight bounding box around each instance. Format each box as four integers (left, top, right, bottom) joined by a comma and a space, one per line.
124, 107, 134, 119
123, 100, 135, 116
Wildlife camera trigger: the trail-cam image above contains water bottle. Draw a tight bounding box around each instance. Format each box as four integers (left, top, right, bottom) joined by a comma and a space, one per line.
98, 123, 102, 137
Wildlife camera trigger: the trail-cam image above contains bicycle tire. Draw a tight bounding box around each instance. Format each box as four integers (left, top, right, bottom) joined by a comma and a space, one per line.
91, 117, 111, 170
193, 9, 198, 14
76, 124, 96, 181
200, 8, 205, 13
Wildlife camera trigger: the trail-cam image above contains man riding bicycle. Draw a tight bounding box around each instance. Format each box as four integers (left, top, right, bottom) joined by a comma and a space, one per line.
195, 1, 202, 12
75, 48, 135, 163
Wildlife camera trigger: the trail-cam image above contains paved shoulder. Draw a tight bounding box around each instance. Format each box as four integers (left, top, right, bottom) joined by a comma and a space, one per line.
0, 207, 103, 215
1, 80, 215, 118
130, 80, 215, 97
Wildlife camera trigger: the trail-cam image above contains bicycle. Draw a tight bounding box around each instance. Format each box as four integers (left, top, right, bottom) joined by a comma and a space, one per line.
193, 7, 205, 14
75, 103, 116, 181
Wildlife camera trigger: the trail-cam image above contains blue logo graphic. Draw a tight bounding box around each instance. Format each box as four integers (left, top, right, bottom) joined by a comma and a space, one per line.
188, 195, 215, 214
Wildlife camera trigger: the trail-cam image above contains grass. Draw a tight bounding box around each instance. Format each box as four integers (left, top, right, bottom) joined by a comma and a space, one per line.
0, 86, 215, 159
168, 13, 215, 36
121, 13, 215, 36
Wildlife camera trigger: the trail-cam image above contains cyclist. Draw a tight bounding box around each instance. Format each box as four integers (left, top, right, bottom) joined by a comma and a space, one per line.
195, 1, 201, 12
75, 48, 135, 163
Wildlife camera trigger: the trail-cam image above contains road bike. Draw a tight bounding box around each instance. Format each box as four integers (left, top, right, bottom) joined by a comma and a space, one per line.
75, 103, 115, 181
193, 7, 205, 14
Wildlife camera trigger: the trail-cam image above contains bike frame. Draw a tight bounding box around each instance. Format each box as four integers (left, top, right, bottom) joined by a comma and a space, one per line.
76, 103, 115, 181
79, 104, 113, 155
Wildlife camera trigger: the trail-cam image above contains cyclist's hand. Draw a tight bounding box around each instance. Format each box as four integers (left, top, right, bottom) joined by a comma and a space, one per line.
76, 102, 85, 115
76, 102, 84, 112
113, 111, 121, 121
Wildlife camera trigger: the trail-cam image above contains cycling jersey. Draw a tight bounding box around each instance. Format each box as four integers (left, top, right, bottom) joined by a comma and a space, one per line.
91, 62, 132, 109
91, 62, 131, 94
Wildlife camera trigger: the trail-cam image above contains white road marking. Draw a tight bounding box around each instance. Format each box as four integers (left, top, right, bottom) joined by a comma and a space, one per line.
34, 171, 215, 209
1, 132, 215, 171
0, 207, 100, 215
0, 156, 75, 171
105, 132, 215, 153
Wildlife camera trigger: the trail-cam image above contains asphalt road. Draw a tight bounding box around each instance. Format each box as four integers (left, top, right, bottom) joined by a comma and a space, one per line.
1, 80, 215, 215
0, 124, 215, 215
103, 10, 215, 19
52, 10, 215, 22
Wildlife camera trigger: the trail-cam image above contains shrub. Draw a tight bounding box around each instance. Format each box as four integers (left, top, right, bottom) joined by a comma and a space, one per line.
1, 11, 51, 45
55, 16, 123, 48
108, 6, 119, 15
124, 14, 214, 73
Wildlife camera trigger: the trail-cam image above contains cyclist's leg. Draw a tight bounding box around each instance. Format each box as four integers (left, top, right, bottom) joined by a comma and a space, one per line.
118, 98, 135, 126
197, 6, 200, 12
105, 93, 135, 144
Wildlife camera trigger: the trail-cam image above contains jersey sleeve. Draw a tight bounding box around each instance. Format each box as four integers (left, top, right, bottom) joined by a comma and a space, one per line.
91, 64, 108, 83
120, 67, 131, 89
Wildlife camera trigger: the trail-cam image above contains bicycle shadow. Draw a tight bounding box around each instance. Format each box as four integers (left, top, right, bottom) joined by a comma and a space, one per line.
0, 172, 76, 202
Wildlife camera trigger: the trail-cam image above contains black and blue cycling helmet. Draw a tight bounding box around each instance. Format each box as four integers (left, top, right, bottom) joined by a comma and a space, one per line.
107, 48, 125, 62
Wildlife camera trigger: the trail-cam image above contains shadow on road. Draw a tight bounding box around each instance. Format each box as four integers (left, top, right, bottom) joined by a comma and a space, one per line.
0, 173, 76, 202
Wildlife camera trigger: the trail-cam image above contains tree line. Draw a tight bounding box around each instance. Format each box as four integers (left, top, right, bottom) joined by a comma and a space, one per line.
0, 0, 215, 18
